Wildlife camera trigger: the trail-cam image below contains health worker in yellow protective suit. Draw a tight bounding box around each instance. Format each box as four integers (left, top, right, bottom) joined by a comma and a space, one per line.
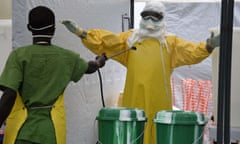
0, 6, 107, 144
62, 1, 219, 144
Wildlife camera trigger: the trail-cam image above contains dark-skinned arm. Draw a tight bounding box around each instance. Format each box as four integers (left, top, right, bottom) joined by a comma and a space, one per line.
0, 87, 17, 126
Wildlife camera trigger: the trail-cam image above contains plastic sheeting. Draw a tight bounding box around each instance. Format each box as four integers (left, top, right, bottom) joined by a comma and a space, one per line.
0, 20, 12, 74
0, 20, 11, 137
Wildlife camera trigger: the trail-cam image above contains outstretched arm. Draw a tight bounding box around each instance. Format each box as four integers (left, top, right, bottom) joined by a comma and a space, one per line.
61, 20, 86, 38
61, 19, 132, 66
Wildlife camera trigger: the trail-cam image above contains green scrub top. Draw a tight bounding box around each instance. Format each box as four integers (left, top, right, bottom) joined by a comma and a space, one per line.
0, 44, 88, 143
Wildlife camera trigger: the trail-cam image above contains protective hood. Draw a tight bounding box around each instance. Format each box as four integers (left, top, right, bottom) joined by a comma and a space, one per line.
142, 1, 166, 16
127, 1, 167, 48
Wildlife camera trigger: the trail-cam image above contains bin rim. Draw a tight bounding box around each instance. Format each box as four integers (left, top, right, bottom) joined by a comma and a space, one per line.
96, 107, 147, 121
153, 110, 208, 125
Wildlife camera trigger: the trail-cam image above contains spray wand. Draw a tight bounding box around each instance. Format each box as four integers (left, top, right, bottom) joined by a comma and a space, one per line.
107, 46, 137, 59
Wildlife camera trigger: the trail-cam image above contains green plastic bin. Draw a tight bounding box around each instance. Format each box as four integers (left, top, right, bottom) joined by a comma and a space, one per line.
96, 107, 147, 144
154, 110, 207, 144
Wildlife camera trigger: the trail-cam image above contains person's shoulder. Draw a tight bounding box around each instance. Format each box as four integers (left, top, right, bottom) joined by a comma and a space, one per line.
51, 45, 79, 56
50, 44, 65, 50
165, 32, 177, 37
51, 45, 72, 51
12, 45, 34, 53
15, 45, 33, 50
165, 32, 179, 42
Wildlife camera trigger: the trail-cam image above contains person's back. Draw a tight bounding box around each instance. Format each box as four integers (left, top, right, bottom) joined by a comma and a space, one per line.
13, 44, 87, 108
3, 44, 87, 143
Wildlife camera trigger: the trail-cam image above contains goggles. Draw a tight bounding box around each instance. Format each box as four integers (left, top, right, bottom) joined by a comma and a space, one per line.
141, 11, 163, 22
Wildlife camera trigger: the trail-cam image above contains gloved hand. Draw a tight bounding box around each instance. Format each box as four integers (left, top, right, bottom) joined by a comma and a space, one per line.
206, 33, 220, 53
61, 20, 84, 37
85, 53, 108, 74
95, 53, 108, 68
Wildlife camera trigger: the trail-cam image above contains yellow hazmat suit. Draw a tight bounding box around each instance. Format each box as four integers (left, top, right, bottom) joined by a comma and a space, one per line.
80, 29, 210, 144
61, 2, 211, 143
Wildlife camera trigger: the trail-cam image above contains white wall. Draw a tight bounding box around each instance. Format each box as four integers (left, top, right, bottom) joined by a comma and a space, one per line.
212, 27, 240, 127
0, 20, 12, 74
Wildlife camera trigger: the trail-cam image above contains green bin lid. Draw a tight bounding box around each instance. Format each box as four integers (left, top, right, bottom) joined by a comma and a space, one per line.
154, 110, 207, 125
96, 107, 147, 121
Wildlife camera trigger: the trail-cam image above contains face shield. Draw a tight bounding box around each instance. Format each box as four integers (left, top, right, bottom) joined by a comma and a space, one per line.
139, 1, 165, 32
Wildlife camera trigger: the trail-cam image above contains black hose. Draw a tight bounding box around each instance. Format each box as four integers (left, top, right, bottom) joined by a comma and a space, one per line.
97, 69, 105, 107
96, 69, 105, 144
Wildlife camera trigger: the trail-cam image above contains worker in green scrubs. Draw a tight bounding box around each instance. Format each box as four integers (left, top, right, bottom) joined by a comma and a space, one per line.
0, 6, 107, 144
62, 1, 219, 144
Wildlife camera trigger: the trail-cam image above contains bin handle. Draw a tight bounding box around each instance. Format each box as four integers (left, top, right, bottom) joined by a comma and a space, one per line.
93, 119, 102, 144
192, 129, 204, 144
130, 122, 147, 144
